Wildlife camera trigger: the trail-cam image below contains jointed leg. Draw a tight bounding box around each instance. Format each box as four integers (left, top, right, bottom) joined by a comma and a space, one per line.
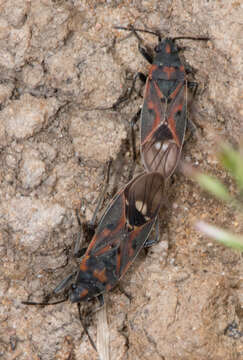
90, 159, 112, 226
143, 217, 160, 248
77, 302, 97, 352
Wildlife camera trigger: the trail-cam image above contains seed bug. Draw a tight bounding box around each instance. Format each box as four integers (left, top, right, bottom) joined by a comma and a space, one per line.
115, 26, 209, 178
22, 171, 164, 352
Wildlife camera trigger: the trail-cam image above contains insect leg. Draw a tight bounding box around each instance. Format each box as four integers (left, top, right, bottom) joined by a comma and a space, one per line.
97, 294, 104, 307
74, 245, 87, 259
188, 81, 198, 96
184, 62, 197, 75
103, 85, 133, 111
115, 25, 156, 64
186, 81, 201, 137
118, 283, 132, 301
73, 208, 87, 258
113, 71, 147, 112
77, 303, 97, 352
138, 44, 153, 64
129, 107, 141, 163
126, 71, 146, 164
131, 71, 147, 97
90, 159, 112, 226
90, 70, 146, 112
143, 217, 160, 247
86, 294, 105, 315
53, 272, 77, 294
79, 85, 132, 111
137, 72, 147, 84
176, 45, 189, 53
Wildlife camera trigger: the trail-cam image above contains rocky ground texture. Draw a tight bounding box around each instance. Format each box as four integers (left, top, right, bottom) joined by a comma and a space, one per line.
0, 1, 242, 359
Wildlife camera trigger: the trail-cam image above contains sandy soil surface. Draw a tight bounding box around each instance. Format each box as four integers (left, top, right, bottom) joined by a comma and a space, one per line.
0, 1, 242, 359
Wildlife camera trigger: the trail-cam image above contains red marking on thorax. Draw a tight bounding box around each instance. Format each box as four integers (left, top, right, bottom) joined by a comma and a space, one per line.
165, 43, 171, 54
79, 288, 89, 299
163, 66, 175, 79
93, 268, 107, 283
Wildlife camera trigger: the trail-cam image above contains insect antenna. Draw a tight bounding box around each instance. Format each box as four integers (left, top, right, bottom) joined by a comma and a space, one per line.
114, 26, 209, 43
114, 25, 161, 41
173, 36, 210, 41
23, 298, 97, 352
77, 302, 97, 352
22, 297, 68, 306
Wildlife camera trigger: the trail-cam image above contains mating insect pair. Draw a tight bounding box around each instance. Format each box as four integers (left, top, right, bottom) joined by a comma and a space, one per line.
23, 25, 209, 352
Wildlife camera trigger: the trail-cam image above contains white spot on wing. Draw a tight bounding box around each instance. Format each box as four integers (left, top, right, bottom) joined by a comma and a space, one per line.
154, 141, 162, 150
135, 200, 147, 215
162, 142, 169, 152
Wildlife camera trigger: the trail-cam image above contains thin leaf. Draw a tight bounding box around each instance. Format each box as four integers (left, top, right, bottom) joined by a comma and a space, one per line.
219, 144, 243, 190
196, 221, 243, 251
195, 173, 232, 202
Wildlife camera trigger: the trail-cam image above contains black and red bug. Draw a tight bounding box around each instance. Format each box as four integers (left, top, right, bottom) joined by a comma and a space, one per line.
115, 26, 209, 178
23, 171, 164, 351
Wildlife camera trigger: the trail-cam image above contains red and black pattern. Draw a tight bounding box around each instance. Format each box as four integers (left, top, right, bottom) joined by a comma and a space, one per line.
69, 172, 164, 303
140, 39, 188, 178
115, 26, 209, 178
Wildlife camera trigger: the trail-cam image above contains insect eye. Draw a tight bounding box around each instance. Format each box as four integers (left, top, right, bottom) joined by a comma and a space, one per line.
154, 45, 160, 52
71, 284, 77, 290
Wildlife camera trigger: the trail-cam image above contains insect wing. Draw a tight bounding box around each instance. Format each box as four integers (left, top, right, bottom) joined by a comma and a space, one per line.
119, 172, 164, 276
72, 189, 127, 301
83, 172, 164, 287
140, 38, 187, 178
141, 79, 187, 177
85, 190, 126, 258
